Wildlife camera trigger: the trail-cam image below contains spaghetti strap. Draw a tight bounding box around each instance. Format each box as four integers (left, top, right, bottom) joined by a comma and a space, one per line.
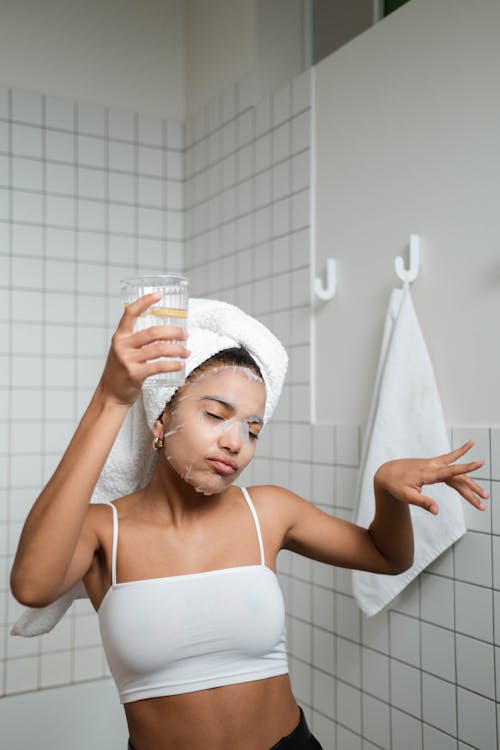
108, 502, 119, 586
240, 487, 265, 566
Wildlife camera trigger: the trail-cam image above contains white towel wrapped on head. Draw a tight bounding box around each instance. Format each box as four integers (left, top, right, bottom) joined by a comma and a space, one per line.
352, 284, 466, 617
11, 297, 288, 637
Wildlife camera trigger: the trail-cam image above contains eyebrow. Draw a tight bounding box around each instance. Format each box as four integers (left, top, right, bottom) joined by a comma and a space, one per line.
199, 396, 264, 425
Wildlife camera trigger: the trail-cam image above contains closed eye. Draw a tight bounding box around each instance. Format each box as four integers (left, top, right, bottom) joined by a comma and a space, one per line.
204, 411, 260, 440
203, 411, 223, 420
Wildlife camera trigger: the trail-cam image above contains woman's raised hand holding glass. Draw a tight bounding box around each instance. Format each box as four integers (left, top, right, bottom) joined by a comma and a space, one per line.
99, 292, 190, 406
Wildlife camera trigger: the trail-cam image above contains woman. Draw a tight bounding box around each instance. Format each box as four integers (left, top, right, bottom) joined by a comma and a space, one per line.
10, 293, 488, 750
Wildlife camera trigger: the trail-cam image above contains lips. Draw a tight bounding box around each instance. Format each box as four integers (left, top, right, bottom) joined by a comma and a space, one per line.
207, 456, 238, 475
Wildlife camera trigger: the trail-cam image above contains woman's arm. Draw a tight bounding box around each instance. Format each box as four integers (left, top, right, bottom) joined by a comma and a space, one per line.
10, 292, 188, 607
278, 440, 489, 575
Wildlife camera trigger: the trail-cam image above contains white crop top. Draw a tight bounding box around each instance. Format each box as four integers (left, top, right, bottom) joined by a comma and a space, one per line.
98, 487, 288, 703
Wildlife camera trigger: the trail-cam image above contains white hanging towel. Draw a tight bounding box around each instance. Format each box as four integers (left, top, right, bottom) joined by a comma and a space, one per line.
352, 283, 466, 617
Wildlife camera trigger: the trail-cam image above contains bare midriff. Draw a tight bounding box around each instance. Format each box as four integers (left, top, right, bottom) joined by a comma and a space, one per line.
124, 673, 300, 750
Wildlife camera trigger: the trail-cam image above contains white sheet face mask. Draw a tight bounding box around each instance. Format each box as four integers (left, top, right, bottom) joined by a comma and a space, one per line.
160, 366, 266, 495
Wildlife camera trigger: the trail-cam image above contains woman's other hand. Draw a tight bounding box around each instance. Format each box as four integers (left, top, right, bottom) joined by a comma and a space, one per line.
374, 440, 489, 516
100, 292, 189, 406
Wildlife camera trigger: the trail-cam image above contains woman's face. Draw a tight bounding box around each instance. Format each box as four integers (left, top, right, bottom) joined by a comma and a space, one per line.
159, 365, 266, 495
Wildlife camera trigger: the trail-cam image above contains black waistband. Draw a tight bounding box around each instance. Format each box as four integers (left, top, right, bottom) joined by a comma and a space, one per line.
269, 706, 311, 749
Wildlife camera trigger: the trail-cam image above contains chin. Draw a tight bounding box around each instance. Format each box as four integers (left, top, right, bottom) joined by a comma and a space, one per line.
186, 472, 232, 496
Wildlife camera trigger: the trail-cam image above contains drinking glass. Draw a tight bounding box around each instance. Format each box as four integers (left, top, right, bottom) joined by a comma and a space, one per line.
121, 275, 189, 386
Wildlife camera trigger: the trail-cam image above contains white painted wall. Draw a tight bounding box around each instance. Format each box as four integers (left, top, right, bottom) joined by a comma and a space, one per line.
0, 0, 306, 126
314, 0, 500, 426
185, 0, 256, 117
185, 0, 305, 116
0, 0, 185, 119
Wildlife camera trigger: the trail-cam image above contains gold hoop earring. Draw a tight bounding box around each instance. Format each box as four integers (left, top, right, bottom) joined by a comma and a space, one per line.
153, 436, 164, 451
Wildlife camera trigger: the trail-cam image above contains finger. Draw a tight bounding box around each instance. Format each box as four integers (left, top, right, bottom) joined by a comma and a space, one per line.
447, 475, 489, 509
450, 481, 487, 510
133, 343, 190, 363
404, 486, 439, 515
140, 358, 185, 378
131, 325, 188, 347
431, 459, 484, 483
458, 475, 490, 499
118, 293, 162, 333
439, 439, 475, 464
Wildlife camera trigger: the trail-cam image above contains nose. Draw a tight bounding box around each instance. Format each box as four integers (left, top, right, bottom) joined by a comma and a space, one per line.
217, 418, 247, 454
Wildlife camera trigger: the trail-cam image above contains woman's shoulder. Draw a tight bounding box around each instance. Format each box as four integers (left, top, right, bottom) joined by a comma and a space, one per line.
245, 484, 305, 505
85, 493, 141, 532
243, 484, 307, 524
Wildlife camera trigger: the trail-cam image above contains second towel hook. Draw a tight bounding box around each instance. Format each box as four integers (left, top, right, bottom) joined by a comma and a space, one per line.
313, 257, 337, 301
395, 234, 420, 283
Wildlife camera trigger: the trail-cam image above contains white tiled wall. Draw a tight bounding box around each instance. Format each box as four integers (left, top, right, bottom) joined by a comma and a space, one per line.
1, 85, 184, 695
183, 71, 500, 750
2, 71, 499, 750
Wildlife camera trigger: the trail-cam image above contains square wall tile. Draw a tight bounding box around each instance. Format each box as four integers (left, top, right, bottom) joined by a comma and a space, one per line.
335, 425, 361, 466
421, 622, 455, 681
40, 650, 72, 688
12, 123, 42, 159
73, 646, 106, 682
108, 107, 136, 141
390, 612, 420, 667
456, 634, 495, 699
272, 122, 290, 164
335, 593, 361, 641
12, 156, 43, 191
390, 661, 421, 718
361, 647, 389, 701
391, 708, 422, 750
313, 626, 335, 675
78, 135, 105, 168
313, 668, 335, 717
454, 531, 492, 587
47, 162, 75, 195
77, 103, 105, 136
313, 584, 334, 631
336, 682, 361, 735
491, 429, 500, 480
362, 694, 390, 749
494, 590, 500, 645
292, 110, 311, 153
12, 191, 43, 224
290, 617, 311, 663
46, 194, 75, 227
455, 580, 493, 642
46, 95, 75, 130
292, 70, 311, 114
457, 687, 497, 749
138, 114, 163, 147
5, 655, 39, 693
0, 85, 9, 118
452, 426, 490, 477
46, 129, 75, 162
422, 724, 457, 750
272, 83, 291, 127
291, 578, 312, 621
312, 424, 335, 465
256, 94, 271, 137
336, 638, 361, 688
289, 656, 311, 706
420, 573, 454, 628
422, 672, 457, 736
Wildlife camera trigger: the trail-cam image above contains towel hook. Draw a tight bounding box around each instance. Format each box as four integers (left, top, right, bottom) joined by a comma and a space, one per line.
313, 257, 337, 301
395, 234, 420, 283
